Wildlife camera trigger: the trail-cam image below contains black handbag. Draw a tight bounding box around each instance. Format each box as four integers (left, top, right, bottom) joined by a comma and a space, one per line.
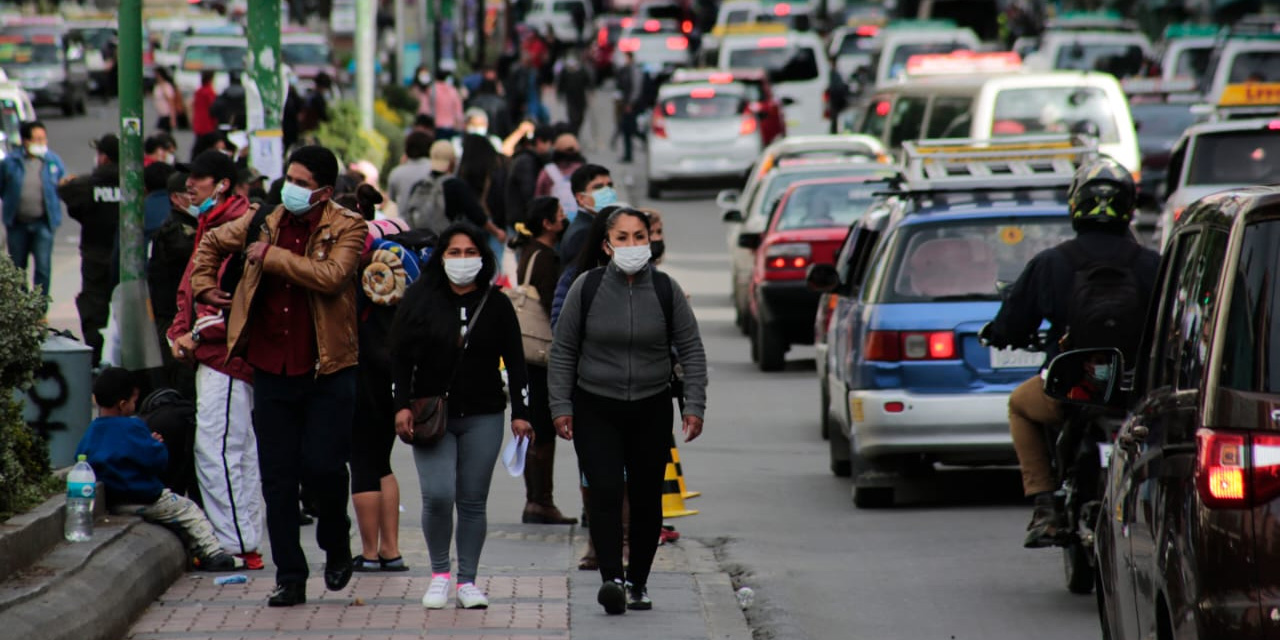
402, 291, 491, 447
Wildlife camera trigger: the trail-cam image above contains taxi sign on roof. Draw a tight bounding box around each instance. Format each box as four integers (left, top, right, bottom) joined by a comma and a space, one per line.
1219, 83, 1280, 107
716, 22, 788, 37
905, 51, 1021, 76
1121, 77, 1198, 95
1164, 23, 1219, 39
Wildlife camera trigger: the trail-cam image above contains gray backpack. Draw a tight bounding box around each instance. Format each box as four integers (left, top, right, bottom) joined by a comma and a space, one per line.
404, 174, 451, 235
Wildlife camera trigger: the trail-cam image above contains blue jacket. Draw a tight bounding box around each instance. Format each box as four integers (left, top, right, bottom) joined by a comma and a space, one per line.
0, 149, 67, 229
75, 415, 168, 506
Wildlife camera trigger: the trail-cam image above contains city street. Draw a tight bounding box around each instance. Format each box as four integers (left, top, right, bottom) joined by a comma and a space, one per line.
40, 95, 1098, 639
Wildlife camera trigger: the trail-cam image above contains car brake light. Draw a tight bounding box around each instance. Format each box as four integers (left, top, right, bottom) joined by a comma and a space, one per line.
900, 332, 955, 360
690, 88, 715, 99
1270, 120, 1280, 130
855, 25, 879, 36
875, 100, 891, 117
864, 331, 901, 361
1198, 429, 1247, 507
652, 106, 667, 138
621, 17, 634, 28
773, 2, 791, 15
758, 36, 787, 48
666, 36, 688, 50
682, 19, 693, 33
741, 111, 758, 135
598, 27, 608, 47
644, 19, 660, 31
709, 72, 734, 83
619, 37, 640, 52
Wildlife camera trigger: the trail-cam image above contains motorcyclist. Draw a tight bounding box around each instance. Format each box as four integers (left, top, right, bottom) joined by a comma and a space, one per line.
981, 157, 1160, 548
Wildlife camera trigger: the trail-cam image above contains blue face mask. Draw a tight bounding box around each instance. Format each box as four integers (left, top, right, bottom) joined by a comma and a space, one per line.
190, 185, 222, 217
592, 186, 617, 209
1090, 364, 1113, 383
281, 182, 317, 214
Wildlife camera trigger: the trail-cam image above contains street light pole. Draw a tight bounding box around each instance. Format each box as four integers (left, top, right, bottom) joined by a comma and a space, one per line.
247, 0, 284, 182
356, 0, 375, 130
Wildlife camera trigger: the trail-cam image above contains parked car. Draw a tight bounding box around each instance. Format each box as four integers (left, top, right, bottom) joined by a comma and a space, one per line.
1042, 185, 1280, 640
668, 67, 788, 144
808, 137, 1088, 507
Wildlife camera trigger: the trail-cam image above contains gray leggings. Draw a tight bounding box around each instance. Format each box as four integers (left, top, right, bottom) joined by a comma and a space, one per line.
412, 412, 505, 583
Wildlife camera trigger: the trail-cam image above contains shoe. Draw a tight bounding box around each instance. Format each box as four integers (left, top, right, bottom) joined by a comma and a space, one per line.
235, 552, 265, 570
597, 579, 626, 615
324, 552, 354, 591
352, 555, 381, 572
267, 582, 306, 607
378, 555, 409, 572
522, 503, 580, 525
198, 552, 246, 572
1024, 492, 1062, 549
456, 583, 490, 609
626, 583, 652, 610
422, 575, 451, 609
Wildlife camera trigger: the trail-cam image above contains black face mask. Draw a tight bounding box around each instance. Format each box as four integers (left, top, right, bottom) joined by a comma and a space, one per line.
552, 150, 584, 165
650, 239, 665, 262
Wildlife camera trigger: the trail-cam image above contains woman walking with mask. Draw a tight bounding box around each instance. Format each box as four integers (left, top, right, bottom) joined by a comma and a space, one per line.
392, 223, 534, 610
548, 208, 708, 614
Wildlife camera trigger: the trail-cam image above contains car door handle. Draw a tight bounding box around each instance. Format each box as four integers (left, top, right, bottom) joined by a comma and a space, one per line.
1118, 425, 1149, 452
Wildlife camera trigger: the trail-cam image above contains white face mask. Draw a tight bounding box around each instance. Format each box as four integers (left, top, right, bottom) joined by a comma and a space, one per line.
466, 126, 488, 136
27, 143, 47, 158
418, 72, 432, 85
610, 243, 651, 275
444, 257, 484, 286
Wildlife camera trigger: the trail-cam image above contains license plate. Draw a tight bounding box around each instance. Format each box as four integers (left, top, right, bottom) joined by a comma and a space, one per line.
1098, 443, 1114, 468
989, 348, 1045, 369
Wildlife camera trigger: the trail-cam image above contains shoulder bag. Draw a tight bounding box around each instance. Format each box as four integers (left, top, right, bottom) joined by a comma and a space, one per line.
403, 290, 492, 447
505, 249, 553, 366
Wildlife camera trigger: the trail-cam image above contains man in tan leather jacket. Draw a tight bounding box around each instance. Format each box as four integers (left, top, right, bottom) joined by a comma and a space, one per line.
189, 145, 368, 608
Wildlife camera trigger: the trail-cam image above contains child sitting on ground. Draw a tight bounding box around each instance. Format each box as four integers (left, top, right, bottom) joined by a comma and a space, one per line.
75, 367, 244, 572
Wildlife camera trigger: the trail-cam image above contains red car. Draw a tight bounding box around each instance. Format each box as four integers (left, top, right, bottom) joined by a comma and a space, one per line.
740, 176, 884, 371
667, 67, 787, 144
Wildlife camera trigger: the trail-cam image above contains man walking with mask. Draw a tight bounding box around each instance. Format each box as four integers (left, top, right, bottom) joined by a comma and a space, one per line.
168, 150, 265, 571
2, 121, 67, 296
559, 163, 616, 265
189, 146, 367, 607
58, 133, 121, 365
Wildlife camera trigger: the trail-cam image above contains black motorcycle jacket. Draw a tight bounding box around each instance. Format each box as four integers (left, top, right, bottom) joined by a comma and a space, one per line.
985, 230, 1160, 360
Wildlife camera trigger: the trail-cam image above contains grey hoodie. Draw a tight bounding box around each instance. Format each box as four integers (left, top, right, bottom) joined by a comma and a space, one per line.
548, 263, 708, 419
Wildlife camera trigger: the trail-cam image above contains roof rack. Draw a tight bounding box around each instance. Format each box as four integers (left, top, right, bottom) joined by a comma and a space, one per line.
899, 135, 1097, 191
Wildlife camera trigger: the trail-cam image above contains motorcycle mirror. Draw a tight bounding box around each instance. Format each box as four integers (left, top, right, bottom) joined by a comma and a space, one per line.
1043, 348, 1125, 407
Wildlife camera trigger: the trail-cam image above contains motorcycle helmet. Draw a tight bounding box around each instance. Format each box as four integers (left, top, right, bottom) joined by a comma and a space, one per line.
1067, 156, 1135, 232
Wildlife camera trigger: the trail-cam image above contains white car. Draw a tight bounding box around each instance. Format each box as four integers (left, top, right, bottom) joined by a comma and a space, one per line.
148, 17, 240, 75
867, 24, 979, 88
827, 24, 879, 83
174, 36, 248, 97
716, 31, 830, 136
646, 81, 763, 199
1202, 38, 1280, 104
524, 0, 593, 44
611, 22, 690, 71
1160, 35, 1216, 86
1022, 30, 1154, 77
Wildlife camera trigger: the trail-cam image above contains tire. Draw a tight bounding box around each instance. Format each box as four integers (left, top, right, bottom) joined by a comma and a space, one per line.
819, 386, 831, 440
61, 99, 74, 117
1064, 541, 1095, 595
853, 486, 894, 509
77, 96, 87, 115
829, 424, 851, 477
755, 321, 785, 372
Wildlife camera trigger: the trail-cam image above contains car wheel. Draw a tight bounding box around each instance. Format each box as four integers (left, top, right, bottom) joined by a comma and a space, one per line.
755, 321, 786, 372
819, 385, 831, 440
77, 95, 87, 115
61, 99, 75, 117
828, 424, 851, 477
1063, 541, 1095, 595
853, 486, 894, 509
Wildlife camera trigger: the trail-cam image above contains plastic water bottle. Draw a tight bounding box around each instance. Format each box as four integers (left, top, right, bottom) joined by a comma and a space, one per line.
735, 587, 755, 609
64, 455, 95, 542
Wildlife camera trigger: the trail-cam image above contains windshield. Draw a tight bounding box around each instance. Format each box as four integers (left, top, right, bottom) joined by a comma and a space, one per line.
1172, 46, 1212, 82
1223, 220, 1280, 392
881, 219, 1074, 302
182, 44, 247, 72
1054, 43, 1146, 76
0, 37, 60, 65
727, 45, 819, 82
775, 182, 879, 230
1187, 130, 1280, 186
991, 86, 1121, 143
282, 42, 328, 66
886, 41, 970, 80
661, 92, 744, 118
758, 166, 892, 217
1227, 50, 1280, 83
839, 34, 874, 56
1131, 103, 1199, 138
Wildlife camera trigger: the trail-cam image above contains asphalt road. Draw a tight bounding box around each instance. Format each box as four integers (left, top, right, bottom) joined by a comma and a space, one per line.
39, 91, 1104, 639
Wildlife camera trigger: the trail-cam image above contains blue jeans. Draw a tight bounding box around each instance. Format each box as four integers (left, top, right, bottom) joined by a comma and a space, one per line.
7, 220, 54, 296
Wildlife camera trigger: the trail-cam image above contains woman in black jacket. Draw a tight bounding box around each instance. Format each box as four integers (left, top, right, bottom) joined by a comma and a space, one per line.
391, 223, 534, 610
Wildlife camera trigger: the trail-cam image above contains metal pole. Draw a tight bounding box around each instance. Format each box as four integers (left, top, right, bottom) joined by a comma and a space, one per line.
395, 0, 407, 84
115, 0, 161, 371
425, 0, 437, 73
357, 0, 375, 130
248, 0, 284, 181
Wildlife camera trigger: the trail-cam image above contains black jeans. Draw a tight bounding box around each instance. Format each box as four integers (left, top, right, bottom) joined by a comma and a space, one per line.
253, 367, 355, 585
572, 387, 672, 587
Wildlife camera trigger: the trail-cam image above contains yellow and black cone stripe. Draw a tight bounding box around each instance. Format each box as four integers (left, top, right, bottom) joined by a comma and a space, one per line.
662, 458, 698, 518
669, 446, 701, 499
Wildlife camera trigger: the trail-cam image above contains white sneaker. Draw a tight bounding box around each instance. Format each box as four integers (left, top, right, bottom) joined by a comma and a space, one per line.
422, 575, 451, 609
456, 582, 489, 609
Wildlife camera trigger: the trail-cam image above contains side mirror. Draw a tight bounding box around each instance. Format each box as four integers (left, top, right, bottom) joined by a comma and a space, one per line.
1043, 348, 1125, 407
806, 263, 839, 292
738, 232, 762, 250
716, 189, 740, 209
722, 209, 744, 223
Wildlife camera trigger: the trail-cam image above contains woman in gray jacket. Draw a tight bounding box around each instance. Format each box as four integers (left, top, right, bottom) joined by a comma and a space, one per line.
549, 207, 707, 615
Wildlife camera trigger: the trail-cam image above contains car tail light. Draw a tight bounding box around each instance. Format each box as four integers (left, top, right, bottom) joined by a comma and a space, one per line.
1196, 429, 1280, 508
666, 36, 688, 50
598, 26, 609, 47
773, 2, 791, 15
884, 401, 905, 413
621, 17, 634, 28
644, 19, 661, 31
682, 19, 693, 33
618, 37, 640, 52
864, 331, 901, 361
900, 332, 955, 360
690, 87, 715, 98
1173, 206, 1186, 222
821, 294, 838, 336
1269, 120, 1280, 130
855, 25, 879, 36
740, 110, 758, 135
764, 242, 810, 271
758, 36, 787, 48
652, 105, 667, 138
709, 72, 734, 83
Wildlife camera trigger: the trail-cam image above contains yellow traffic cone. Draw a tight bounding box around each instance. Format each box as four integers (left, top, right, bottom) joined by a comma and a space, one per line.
669, 444, 701, 500
662, 456, 699, 518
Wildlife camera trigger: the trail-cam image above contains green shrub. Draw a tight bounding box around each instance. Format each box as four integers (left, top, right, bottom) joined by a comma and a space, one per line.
0, 255, 55, 520
314, 100, 390, 173
380, 83, 418, 115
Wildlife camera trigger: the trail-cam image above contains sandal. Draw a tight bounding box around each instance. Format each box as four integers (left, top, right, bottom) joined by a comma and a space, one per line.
378, 555, 410, 572
352, 555, 381, 572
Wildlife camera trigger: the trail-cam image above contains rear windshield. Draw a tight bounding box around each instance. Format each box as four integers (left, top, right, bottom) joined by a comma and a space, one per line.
660, 92, 744, 118
182, 44, 247, 72
1172, 46, 1212, 82
1222, 219, 1280, 392
0, 36, 60, 65
878, 219, 1074, 302
886, 41, 970, 80
761, 166, 891, 215
991, 86, 1121, 143
774, 182, 879, 230
1227, 50, 1280, 83
1054, 43, 1146, 76
839, 34, 874, 56
727, 45, 819, 82
1130, 103, 1199, 138
1187, 130, 1280, 186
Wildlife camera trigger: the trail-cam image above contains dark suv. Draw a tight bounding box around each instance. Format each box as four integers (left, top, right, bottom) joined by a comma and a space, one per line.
1044, 186, 1280, 640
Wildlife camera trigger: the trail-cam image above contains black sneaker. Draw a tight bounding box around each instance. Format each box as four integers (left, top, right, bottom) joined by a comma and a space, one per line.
597, 579, 626, 615
198, 552, 246, 572
1024, 492, 1062, 549
626, 583, 652, 610
268, 582, 307, 607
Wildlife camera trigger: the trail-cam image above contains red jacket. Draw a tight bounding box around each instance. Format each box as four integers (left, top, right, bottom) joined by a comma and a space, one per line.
168, 195, 254, 382
192, 85, 218, 136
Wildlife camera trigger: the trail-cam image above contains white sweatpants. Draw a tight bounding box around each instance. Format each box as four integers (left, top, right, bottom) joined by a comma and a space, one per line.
195, 364, 263, 554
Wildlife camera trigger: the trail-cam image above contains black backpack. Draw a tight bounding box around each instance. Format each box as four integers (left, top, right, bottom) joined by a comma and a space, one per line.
139, 388, 200, 504
1059, 240, 1146, 361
